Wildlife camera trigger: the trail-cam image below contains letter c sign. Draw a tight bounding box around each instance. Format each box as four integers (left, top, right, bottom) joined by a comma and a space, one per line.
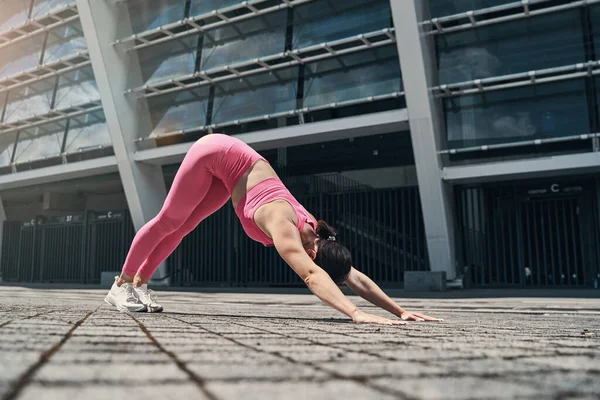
551, 184, 560, 193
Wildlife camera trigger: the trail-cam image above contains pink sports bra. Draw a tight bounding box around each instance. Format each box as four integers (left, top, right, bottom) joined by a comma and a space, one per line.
235, 177, 317, 247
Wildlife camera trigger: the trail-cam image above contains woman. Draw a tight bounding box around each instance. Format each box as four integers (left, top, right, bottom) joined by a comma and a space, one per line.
105, 134, 441, 325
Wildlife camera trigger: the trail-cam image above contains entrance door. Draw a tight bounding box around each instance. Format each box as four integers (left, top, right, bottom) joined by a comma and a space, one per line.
520, 196, 588, 286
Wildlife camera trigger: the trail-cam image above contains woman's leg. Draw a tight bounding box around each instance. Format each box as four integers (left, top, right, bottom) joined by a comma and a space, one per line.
120, 142, 220, 280
135, 177, 230, 280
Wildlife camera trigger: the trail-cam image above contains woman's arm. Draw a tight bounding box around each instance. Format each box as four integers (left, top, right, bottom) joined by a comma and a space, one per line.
268, 219, 403, 325
344, 267, 442, 322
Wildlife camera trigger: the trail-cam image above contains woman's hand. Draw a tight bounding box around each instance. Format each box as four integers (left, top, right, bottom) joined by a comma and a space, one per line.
352, 310, 406, 325
400, 310, 443, 322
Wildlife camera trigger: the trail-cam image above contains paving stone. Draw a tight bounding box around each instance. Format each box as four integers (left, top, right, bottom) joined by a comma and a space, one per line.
34, 362, 187, 384
371, 376, 543, 399
0, 351, 40, 381
206, 380, 397, 400
511, 371, 600, 395
188, 362, 326, 380
317, 360, 443, 377
17, 383, 207, 400
520, 356, 600, 371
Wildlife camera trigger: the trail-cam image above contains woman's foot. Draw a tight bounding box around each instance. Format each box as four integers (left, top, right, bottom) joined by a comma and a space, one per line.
105, 276, 147, 312
134, 284, 164, 313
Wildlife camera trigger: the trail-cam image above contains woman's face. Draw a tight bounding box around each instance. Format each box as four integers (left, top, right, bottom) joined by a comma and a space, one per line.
303, 237, 319, 260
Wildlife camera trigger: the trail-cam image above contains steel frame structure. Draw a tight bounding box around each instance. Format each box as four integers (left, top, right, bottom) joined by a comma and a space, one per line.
115, 0, 318, 51
0, 4, 79, 50
128, 28, 397, 99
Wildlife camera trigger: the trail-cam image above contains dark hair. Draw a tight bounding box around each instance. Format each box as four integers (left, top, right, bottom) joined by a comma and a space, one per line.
313, 220, 352, 284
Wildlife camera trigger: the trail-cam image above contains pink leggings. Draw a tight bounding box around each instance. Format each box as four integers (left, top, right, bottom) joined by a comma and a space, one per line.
121, 143, 230, 279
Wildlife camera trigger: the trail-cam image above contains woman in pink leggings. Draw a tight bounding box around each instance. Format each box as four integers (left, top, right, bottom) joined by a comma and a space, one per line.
105, 134, 440, 325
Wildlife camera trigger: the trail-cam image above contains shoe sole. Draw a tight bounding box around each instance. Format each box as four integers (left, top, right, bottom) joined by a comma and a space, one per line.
146, 306, 164, 313
104, 295, 147, 313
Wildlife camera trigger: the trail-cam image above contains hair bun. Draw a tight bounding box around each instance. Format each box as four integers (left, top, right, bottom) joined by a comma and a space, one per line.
316, 220, 337, 241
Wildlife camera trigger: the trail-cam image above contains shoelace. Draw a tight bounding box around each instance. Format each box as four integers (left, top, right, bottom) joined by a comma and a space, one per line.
138, 287, 158, 305
124, 284, 140, 303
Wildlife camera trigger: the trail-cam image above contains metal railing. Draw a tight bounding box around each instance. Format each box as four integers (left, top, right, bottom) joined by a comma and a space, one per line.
439, 133, 600, 155
0, 100, 102, 135
0, 186, 429, 286
115, 0, 318, 51
456, 182, 600, 287
433, 61, 600, 98
129, 29, 396, 99
0, 4, 79, 50
423, 0, 599, 35
0, 52, 91, 94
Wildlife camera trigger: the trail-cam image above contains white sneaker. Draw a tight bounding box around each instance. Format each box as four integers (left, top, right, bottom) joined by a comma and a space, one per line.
134, 284, 163, 313
104, 277, 147, 312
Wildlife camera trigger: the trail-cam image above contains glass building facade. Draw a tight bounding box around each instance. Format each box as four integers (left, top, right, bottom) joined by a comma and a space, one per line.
0, 0, 598, 289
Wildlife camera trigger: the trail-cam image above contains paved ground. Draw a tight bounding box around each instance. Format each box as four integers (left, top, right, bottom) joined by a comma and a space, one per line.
0, 286, 599, 400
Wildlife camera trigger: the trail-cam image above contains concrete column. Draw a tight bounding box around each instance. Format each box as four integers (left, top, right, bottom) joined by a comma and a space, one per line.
76, 0, 170, 282
391, 0, 457, 279
0, 195, 5, 281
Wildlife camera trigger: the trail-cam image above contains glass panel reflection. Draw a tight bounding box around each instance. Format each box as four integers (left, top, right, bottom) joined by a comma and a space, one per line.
303, 46, 401, 108
31, 0, 75, 18
54, 66, 99, 108
437, 11, 584, 84
592, 5, 600, 60
445, 80, 590, 148
292, 0, 391, 50
136, 36, 197, 86
126, 0, 185, 35
4, 77, 56, 123
0, 35, 45, 80
0, 0, 32, 34
200, 11, 286, 71
65, 111, 111, 153
147, 87, 210, 138
13, 120, 66, 163
211, 69, 298, 124
43, 21, 87, 64
0, 132, 18, 167
429, 0, 515, 18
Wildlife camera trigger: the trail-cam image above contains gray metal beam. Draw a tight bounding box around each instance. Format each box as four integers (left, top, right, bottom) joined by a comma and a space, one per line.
443, 152, 600, 184
391, 0, 457, 280
0, 194, 5, 277
76, 0, 169, 282
134, 109, 409, 166
0, 156, 118, 190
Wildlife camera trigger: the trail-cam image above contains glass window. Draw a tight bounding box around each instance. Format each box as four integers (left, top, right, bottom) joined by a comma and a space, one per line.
437, 11, 584, 85
31, 0, 75, 18
592, 5, 600, 59
200, 11, 286, 71
0, 35, 45, 80
4, 77, 56, 123
0, 0, 32, 34
64, 111, 111, 153
147, 87, 210, 138
429, 0, 515, 18
445, 79, 590, 148
43, 21, 87, 64
13, 120, 66, 163
211, 69, 298, 125
54, 66, 99, 108
303, 46, 402, 108
126, 0, 185, 35
190, 0, 244, 17
0, 132, 18, 167
293, 0, 391, 50
136, 36, 197, 86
